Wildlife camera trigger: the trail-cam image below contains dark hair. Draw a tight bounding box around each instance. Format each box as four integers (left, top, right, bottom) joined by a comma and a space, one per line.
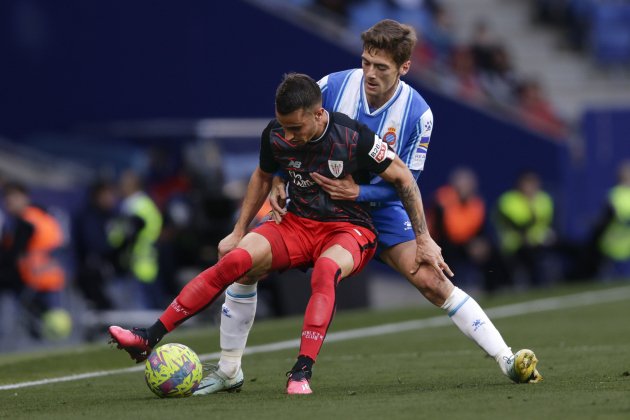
361, 19, 417, 67
275, 73, 322, 115
2, 181, 29, 197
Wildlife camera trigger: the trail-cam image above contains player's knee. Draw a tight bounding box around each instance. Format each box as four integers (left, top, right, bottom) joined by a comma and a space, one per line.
407, 265, 452, 305
237, 274, 260, 285
214, 248, 254, 286
311, 257, 341, 293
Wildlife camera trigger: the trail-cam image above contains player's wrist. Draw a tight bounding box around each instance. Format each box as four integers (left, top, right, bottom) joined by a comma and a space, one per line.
415, 231, 431, 244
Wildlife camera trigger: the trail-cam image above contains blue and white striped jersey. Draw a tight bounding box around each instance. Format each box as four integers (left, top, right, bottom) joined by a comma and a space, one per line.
318, 69, 433, 174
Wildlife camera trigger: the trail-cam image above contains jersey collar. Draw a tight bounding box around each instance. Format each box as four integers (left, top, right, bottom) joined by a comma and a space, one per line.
309, 109, 330, 144
360, 72, 404, 117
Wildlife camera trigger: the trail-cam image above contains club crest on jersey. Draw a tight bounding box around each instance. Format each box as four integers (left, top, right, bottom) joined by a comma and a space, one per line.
383, 127, 397, 147
328, 160, 344, 178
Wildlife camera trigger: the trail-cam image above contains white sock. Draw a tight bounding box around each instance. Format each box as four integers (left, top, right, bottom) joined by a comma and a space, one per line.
441, 287, 512, 375
217, 282, 257, 378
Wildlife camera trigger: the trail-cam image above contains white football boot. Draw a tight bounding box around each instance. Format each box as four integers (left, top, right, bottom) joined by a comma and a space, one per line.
193, 364, 244, 395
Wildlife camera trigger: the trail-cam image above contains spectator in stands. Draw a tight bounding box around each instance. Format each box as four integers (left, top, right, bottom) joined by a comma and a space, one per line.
421, 1, 455, 66
429, 167, 507, 292
73, 180, 118, 311
494, 171, 556, 287
0, 182, 71, 340
478, 44, 519, 106
515, 78, 567, 139
442, 46, 487, 104
469, 19, 501, 73
588, 160, 630, 279
109, 170, 164, 308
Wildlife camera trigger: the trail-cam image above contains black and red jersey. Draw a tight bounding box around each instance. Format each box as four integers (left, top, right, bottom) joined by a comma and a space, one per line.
259, 111, 395, 232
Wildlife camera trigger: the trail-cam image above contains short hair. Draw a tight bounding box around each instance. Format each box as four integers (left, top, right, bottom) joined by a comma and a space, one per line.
275, 73, 322, 115
361, 19, 417, 67
2, 181, 29, 197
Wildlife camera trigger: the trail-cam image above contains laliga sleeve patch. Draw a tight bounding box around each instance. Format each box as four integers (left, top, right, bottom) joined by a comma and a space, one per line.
410, 135, 430, 171
369, 135, 390, 163
410, 148, 427, 171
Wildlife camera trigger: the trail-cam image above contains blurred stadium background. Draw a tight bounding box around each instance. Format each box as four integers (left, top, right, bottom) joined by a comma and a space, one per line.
1, 0, 629, 354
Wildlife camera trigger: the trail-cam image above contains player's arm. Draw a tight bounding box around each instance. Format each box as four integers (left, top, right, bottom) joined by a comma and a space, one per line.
352, 124, 451, 278
311, 109, 432, 202
219, 122, 277, 256
232, 168, 274, 236
379, 156, 453, 278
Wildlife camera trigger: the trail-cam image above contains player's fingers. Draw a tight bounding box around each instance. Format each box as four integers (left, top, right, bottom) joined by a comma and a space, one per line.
269, 196, 285, 213
311, 172, 335, 187
310, 172, 324, 183
277, 185, 287, 200
441, 261, 454, 277
270, 210, 279, 224
409, 260, 422, 275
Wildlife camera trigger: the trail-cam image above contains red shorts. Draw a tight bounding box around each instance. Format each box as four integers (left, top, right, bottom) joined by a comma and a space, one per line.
252, 212, 376, 276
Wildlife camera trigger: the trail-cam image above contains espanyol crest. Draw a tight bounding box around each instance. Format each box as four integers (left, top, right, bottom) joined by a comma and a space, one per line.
328, 160, 344, 178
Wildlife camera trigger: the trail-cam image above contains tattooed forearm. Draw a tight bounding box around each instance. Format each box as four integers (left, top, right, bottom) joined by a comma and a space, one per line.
395, 181, 428, 236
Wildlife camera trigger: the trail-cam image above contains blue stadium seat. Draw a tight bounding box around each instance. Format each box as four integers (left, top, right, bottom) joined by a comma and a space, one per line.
591, 3, 630, 65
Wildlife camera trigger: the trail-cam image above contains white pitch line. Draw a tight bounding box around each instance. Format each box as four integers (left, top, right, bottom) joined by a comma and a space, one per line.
2, 285, 629, 391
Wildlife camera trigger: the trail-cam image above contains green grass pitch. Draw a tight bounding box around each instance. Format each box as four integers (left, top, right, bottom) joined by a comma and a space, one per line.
1, 281, 629, 419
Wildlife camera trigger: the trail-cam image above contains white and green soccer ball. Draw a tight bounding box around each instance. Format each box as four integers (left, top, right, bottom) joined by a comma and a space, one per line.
144, 343, 203, 398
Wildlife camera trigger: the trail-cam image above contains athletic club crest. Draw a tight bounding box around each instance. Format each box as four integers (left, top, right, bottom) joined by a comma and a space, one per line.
328, 160, 344, 178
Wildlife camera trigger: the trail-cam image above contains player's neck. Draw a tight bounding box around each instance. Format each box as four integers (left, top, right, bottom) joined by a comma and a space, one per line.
312, 109, 329, 141
367, 79, 399, 110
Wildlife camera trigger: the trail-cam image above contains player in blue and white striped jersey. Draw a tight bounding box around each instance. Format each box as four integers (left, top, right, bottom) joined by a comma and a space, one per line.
205, 20, 541, 394
317, 60, 433, 252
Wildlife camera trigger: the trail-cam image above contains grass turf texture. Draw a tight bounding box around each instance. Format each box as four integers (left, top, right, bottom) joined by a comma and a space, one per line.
1, 281, 629, 419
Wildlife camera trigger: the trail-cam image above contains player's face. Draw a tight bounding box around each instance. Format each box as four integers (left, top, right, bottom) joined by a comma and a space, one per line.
362, 48, 410, 108
276, 106, 325, 146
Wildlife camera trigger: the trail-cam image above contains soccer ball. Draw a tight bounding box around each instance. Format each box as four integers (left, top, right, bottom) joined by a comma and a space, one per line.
144, 343, 203, 398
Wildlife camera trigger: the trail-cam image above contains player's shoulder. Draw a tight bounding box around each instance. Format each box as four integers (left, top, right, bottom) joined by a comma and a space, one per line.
262, 118, 282, 137
330, 111, 362, 131
319, 68, 362, 87
400, 79, 431, 118
330, 112, 375, 144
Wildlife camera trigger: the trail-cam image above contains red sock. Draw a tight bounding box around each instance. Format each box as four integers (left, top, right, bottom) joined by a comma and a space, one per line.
299, 257, 341, 361
159, 248, 252, 331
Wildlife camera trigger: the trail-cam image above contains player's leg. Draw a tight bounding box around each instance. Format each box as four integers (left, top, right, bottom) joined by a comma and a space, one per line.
195, 217, 300, 395
373, 204, 542, 383
287, 227, 375, 394
192, 275, 260, 395
108, 232, 273, 363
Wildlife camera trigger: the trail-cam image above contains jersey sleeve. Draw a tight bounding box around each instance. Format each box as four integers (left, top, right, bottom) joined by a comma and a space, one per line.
356, 168, 421, 202
357, 124, 396, 174
317, 75, 332, 109
405, 108, 433, 172
259, 120, 278, 174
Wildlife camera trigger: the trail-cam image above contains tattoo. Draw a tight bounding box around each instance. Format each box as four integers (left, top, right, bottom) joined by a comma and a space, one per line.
395, 182, 427, 236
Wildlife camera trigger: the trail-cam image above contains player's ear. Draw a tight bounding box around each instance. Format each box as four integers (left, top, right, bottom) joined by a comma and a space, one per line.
399, 60, 411, 76
315, 107, 325, 120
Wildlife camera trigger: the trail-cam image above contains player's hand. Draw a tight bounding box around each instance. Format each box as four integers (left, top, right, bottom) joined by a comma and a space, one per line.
310, 173, 359, 201
411, 233, 454, 280
218, 231, 244, 259
269, 176, 287, 224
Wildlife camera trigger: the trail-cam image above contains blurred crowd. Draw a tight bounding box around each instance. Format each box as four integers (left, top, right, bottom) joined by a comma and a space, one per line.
306, 0, 571, 138
2, 154, 629, 343
0, 145, 239, 343
427, 161, 630, 294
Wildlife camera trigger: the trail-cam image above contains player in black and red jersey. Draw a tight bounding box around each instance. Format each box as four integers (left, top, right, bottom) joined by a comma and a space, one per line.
108, 73, 449, 394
